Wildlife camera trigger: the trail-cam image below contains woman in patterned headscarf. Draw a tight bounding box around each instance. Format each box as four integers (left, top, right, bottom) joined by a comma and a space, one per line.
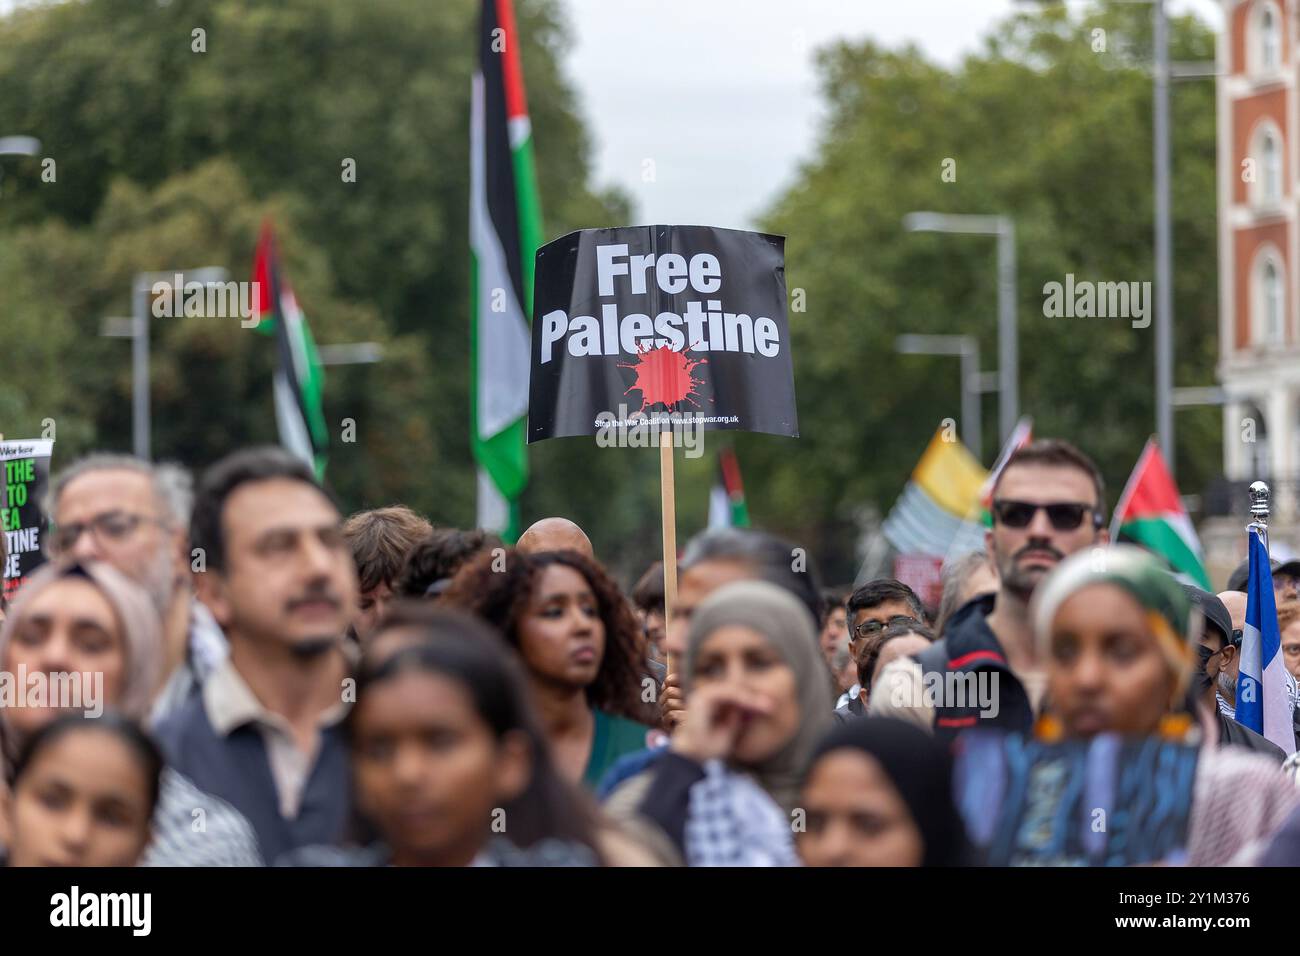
1031, 545, 1299, 865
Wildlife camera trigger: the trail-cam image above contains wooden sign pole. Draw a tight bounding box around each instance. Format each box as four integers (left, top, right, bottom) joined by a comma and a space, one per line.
659, 428, 678, 676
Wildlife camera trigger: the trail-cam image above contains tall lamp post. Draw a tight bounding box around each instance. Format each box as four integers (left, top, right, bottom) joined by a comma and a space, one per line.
896, 333, 994, 461
1010, 0, 1217, 474
0, 135, 41, 193
114, 268, 232, 460
903, 212, 1018, 444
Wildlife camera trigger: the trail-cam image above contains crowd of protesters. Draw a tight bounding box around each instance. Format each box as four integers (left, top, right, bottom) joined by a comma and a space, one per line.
4, 438, 1300, 867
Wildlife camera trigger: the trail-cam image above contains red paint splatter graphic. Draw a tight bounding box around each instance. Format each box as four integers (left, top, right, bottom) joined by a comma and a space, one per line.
617, 345, 708, 413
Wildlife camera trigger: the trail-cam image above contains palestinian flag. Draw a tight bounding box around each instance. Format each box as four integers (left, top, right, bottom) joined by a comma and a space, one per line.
1110, 437, 1210, 589
471, 0, 541, 540
707, 448, 750, 529
252, 222, 328, 479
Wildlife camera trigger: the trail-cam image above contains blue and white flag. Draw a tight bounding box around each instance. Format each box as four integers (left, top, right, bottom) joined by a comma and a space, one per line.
1237, 527, 1295, 753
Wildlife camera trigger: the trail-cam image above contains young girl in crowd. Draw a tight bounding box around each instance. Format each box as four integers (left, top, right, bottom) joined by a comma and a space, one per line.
284, 609, 612, 865
798, 717, 972, 867
4, 714, 163, 867
1030, 545, 1300, 865
443, 549, 655, 788
634, 580, 832, 865
0, 559, 259, 865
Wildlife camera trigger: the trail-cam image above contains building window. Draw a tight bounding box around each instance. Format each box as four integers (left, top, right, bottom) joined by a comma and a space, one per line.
1253, 251, 1286, 345
1264, 260, 1283, 340
1261, 5, 1281, 72
1250, 122, 1285, 207
1244, 402, 1271, 479
1263, 130, 1282, 202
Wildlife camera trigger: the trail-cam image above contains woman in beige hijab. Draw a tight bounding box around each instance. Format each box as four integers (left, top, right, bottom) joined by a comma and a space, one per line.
0, 560, 163, 763
0, 559, 259, 865
634, 580, 832, 865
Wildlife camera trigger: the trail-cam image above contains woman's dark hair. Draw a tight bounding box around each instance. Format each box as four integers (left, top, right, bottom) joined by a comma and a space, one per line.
394, 528, 501, 598
857, 620, 936, 690
345, 611, 603, 857
679, 528, 824, 627
442, 549, 653, 723
10, 713, 164, 816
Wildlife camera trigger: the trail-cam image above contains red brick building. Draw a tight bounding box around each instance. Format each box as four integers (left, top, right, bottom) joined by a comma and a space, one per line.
1220, 0, 1291, 478
1213, 0, 1299, 565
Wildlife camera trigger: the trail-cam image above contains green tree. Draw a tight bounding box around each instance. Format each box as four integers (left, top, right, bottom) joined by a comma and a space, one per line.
755, 0, 1219, 582
0, 0, 634, 554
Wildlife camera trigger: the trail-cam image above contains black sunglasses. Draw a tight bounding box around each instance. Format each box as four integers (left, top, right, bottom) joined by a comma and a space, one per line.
992, 499, 1100, 532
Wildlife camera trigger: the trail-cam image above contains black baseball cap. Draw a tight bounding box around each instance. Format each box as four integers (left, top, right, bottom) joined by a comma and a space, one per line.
1225, 557, 1300, 593
1182, 585, 1232, 647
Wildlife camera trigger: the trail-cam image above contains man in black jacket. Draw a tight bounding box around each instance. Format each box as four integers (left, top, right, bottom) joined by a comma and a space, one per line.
875, 439, 1108, 743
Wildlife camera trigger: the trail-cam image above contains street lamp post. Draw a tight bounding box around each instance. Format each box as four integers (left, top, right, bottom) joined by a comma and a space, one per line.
0, 135, 41, 201
903, 212, 1018, 443
1011, 0, 1215, 474
316, 343, 384, 366
896, 333, 985, 460
1153, 0, 1174, 472
128, 268, 231, 460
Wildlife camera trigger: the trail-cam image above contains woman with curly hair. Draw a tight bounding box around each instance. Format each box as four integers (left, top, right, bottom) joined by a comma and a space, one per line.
443, 549, 656, 789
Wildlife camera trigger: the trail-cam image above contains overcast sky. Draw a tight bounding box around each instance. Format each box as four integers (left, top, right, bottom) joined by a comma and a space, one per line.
560, 0, 1221, 229
0, 0, 1222, 228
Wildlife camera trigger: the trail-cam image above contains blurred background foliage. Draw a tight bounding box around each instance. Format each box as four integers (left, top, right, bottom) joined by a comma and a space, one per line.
0, 0, 1219, 585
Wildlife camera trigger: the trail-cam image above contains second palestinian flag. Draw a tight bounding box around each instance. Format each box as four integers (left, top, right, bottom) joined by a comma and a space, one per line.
708, 448, 751, 529
1111, 437, 1210, 589
252, 222, 329, 479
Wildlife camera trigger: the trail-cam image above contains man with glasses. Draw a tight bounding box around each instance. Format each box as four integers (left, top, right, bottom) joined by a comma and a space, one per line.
875, 439, 1108, 742
45, 453, 226, 720
835, 579, 925, 712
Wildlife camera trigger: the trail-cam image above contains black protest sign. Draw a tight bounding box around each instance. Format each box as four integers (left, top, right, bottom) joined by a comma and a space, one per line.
952, 730, 1199, 866
2, 439, 54, 598
528, 225, 797, 442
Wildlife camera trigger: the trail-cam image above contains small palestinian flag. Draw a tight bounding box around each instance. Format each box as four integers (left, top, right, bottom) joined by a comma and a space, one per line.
708, 448, 751, 529
252, 222, 328, 479
1111, 437, 1210, 589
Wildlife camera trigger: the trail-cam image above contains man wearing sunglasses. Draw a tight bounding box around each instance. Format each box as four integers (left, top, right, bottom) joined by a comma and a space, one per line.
875, 439, 1108, 742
